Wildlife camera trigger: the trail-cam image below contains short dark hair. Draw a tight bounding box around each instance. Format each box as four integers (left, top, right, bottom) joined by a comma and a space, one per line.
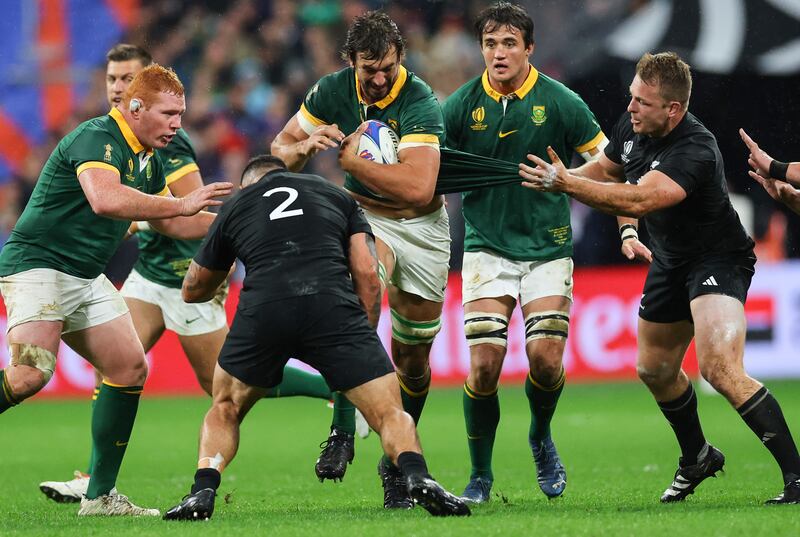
474, 2, 534, 48
341, 11, 405, 63
241, 154, 287, 187
636, 52, 692, 107
106, 43, 153, 66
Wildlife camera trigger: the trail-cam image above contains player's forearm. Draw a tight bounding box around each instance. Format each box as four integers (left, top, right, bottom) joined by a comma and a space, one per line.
344, 158, 437, 207
270, 133, 311, 172
150, 211, 216, 240
182, 261, 226, 303
784, 162, 800, 186
90, 183, 184, 221
571, 159, 622, 183
562, 175, 650, 218
354, 278, 382, 328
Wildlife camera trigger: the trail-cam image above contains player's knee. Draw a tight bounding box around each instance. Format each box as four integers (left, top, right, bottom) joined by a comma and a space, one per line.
529, 359, 563, 387
636, 361, 674, 388
8, 343, 57, 399
698, 360, 737, 395
525, 310, 569, 344
465, 311, 509, 348
469, 357, 502, 393
390, 309, 442, 347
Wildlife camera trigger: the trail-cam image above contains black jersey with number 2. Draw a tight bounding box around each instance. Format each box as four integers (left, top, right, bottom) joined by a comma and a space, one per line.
605, 111, 754, 267
194, 169, 373, 308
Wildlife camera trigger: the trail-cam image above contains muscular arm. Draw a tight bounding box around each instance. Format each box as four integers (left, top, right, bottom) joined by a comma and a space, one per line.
149, 211, 216, 240
521, 147, 686, 218
348, 232, 382, 328
339, 143, 440, 207
182, 260, 228, 303
270, 115, 343, 172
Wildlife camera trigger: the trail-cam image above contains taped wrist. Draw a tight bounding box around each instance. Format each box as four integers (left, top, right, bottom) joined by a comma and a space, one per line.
619, 223, 638, 242
769, 160, 790, 180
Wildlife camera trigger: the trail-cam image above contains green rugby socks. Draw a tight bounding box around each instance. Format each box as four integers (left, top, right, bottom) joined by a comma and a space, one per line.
331, 392, 356, 435
525, 369, 565, 443
264, 366, 332, 400
463, 382, 499, 480
86, 382, 142, 499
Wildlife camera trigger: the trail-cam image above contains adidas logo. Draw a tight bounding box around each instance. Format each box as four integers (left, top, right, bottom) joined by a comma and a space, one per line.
701, 276, 718, 286
762, 432, 776, 443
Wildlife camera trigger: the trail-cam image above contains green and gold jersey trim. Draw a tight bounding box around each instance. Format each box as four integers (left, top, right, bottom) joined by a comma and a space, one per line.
481, 64, 539, 102
575, 131, 606, 154
299, 103, 325, 129
76, 161, 120, 176
355, 65, 408, 109
165, 163, 199, 185
109, 107, 152, 157
156, 185, 170, 196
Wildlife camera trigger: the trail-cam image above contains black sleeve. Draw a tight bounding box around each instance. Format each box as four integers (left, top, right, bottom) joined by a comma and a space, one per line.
604, 112, 629, 165
194, 203, 237, 270
347, 198, 373, 237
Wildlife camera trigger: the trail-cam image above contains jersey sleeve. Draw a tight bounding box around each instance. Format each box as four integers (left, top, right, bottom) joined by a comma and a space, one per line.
148, 154, 168, 196
441, 93, 464, 149
652, 140, 716, 196
561, 89, 605, 155
397, 84, 444, 152
346, 197, 373, 237
194, 205, 236, 271
68, 127, 125, 178
160, 130, 200, 185
297, 75, 335, 135
604, 113, 630, 165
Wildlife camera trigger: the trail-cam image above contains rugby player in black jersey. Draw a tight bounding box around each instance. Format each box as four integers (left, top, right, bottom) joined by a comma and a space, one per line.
163, 155, 470, 520
519, 52, 800, 505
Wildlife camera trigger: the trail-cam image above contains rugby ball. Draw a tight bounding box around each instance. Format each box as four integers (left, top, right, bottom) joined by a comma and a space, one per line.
358, 120, 399, 165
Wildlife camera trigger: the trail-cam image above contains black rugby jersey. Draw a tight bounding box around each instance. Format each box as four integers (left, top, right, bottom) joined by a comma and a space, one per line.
605, 111, 754, 266
195, 170, 373, 308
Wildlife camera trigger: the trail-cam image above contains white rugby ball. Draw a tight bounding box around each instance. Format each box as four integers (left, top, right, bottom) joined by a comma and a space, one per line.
357, 120, 399, 165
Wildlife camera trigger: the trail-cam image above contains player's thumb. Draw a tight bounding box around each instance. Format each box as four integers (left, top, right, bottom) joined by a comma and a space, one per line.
547, 146, 561, 165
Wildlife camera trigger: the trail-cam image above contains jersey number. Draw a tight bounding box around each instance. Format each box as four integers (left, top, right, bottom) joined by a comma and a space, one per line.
264, 187, 303, 220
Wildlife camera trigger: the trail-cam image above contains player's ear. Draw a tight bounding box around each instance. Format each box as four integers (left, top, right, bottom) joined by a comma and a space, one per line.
129, 98, 142, 115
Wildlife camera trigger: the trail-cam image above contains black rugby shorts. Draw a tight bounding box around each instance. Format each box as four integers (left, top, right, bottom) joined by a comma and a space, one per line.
638, 252, 756, 323
218, 293, 394, 391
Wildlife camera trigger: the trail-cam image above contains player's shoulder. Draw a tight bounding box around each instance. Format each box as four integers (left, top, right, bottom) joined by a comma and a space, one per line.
445, 75, 484, 105
533, 71, 588, 105
59, 114, 122, 154
402, 69, 436, 98
311, 67, 354, 96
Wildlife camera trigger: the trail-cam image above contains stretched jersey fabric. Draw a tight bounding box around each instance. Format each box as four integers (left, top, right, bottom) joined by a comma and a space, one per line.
194, 170, 373, 310
435, 147, 520, 194
605, 111, 754, 267
442, 66, 604, 261
297, 66, 443, 201
0, 108, 167, 279
134, 129, 202, 289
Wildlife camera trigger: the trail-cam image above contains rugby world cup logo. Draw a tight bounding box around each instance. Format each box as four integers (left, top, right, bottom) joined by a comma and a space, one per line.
470, 106, 487, 131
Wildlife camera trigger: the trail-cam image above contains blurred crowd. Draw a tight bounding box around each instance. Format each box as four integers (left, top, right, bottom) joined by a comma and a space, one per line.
3, 0, 800, 278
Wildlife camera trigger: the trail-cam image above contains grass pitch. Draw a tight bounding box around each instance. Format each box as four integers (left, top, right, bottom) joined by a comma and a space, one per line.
3, 381, 800, 536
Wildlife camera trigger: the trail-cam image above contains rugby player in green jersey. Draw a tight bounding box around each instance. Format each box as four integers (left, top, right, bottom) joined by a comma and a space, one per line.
272, 11, 448, 508
0, 65, 232, 516
441, 2, 607, 503
38, 44, 361, 504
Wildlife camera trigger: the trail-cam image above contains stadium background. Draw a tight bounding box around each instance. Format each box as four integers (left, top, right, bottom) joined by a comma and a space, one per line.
1, 0, 799, 396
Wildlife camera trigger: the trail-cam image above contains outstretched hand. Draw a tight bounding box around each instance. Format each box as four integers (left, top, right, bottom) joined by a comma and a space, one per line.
519, 146, 569, 192
739, 128, 773, 180
303, 124, 345, 158
180, 181, 234, 216
621, 238, 653, 264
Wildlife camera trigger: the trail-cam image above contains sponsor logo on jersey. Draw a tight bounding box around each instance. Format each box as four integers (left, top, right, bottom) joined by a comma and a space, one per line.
622, 140, 633, 163
650, 160, 660, 170
531, 105, 547, 126
103, 144, 113, 162
498, 129, 518, 138
125, 158, 135, 181
470, 106, 487, 131
167, 158, 183, 166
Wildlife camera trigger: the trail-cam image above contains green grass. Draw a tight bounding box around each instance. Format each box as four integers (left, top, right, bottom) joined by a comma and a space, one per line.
3, 381, 800, 536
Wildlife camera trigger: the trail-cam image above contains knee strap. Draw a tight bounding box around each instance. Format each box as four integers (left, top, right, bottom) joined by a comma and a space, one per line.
9, 343, 56, 383
390, 309, 441, 346
525, 310, 569, 342
464, 311, 509, 348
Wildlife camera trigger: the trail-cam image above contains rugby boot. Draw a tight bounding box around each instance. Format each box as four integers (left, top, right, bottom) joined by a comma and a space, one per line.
378, 458, 413, 509
315, 428, 355, 482
407, 474, 471, 517
163, 488, 216, 521
78, 491, 159, 516
461, 476, 492, 504
765, 477, 800, 505
40, 470, 89, 503
660, 444, 725, 502
531, 435, 567, 498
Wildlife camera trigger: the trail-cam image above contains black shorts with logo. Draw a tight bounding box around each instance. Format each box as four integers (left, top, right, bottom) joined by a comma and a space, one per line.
639, 251, 756, 323
218, 293, 394, 392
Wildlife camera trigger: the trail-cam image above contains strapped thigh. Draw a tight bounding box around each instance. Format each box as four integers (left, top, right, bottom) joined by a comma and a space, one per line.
525, 310, 569, 343
463, 311, 509, 348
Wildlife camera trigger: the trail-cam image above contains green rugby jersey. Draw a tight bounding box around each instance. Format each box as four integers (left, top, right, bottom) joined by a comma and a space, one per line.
133, 129, 202, 288
297, 66, 444, 201
0, 107, 168, 279
442, 66, 604, 261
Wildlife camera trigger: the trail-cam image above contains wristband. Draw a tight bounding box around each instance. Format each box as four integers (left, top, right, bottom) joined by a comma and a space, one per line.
769, 160, 790, 180
619, 224, 638, 242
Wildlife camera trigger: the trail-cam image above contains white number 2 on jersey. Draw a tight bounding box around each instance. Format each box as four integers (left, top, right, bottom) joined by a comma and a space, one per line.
263, 187, 303, 220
